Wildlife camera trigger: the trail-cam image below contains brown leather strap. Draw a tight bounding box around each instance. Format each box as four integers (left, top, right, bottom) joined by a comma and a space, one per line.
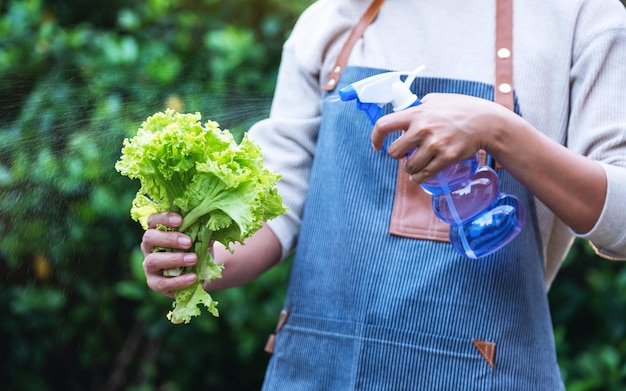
322, 0, 386, 92
495, 0, 514, 111
483, 0, 513, 167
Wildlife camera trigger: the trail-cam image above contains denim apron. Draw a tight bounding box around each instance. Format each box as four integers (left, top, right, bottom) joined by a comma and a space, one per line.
262, 66, 564, 390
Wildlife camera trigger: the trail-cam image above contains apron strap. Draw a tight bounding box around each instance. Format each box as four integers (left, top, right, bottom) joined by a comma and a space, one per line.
322, 0, 386, 92
478, 0, 513, 167
495, 0, 514, 111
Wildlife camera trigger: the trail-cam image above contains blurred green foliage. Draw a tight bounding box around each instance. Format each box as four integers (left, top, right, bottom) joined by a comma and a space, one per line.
0, 0, 308, 389
1, 0, 625, 390
551, 240, 626, 390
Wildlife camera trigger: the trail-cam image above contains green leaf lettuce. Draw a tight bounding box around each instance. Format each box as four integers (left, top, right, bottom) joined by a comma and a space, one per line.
115, 109, 287, 324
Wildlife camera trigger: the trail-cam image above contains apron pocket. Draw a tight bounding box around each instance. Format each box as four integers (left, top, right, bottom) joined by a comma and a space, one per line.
357, 328, 494, 391
263, 317, 493, 391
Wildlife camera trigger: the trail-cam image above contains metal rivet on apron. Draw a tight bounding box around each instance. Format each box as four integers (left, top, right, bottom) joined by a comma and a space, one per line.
497, 47, 511, 59
498, 83, 512, 94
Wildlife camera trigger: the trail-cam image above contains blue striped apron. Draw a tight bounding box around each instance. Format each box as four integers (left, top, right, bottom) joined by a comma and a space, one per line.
262, 66, 564, 390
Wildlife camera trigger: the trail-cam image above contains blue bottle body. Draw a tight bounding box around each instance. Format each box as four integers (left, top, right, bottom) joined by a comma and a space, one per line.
431, 165, 525, 259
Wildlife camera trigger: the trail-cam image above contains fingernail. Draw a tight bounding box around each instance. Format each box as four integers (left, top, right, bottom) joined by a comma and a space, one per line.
183, 254, 196, 264
183, 274, 196, 282
169, 215, 182, 225
178, 236, 191, 246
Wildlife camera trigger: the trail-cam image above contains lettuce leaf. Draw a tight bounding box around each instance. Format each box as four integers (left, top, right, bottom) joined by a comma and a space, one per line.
115, 109, 287, 324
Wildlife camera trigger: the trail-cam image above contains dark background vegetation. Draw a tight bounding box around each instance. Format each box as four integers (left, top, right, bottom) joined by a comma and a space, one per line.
1, 0, 625, 390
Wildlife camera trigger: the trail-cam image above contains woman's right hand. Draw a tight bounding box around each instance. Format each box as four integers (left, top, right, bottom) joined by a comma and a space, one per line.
140, 212, 198, 298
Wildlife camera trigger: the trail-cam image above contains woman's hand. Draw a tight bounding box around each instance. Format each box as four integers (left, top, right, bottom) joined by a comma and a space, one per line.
371, 93, 510, 183
141, 212, 199, 298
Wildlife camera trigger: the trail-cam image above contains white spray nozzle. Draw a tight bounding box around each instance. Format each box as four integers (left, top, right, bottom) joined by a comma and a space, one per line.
392, 65, 426, 110
404, 65, 426, 89
339, 71, 405, 105
391, 80, 418, 111
339, 65, 426, 111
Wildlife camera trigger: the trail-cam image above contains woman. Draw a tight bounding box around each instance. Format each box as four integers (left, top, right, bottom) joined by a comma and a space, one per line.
141, 0, 626, 388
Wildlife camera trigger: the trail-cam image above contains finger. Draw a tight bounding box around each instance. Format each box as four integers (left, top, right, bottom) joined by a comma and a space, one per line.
405, 146, 461, 184
387, 129, 427, 159
146, 212, 183, 229
141, 228, 192, 255
403, 144, 435, 175
371, 110, 413, 151
406, 158, 443, 184
146, 273, 197, 298
143, 252, 198, 297
143, 250, 197, 275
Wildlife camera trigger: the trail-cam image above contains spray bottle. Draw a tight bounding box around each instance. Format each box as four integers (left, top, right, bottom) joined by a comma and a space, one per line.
338, 66, 525, 259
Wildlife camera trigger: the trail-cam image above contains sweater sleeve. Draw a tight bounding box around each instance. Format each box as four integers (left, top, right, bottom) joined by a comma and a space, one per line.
246, 0, 364, 260
246, 29, 323, 261
567, 0, 626, 260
